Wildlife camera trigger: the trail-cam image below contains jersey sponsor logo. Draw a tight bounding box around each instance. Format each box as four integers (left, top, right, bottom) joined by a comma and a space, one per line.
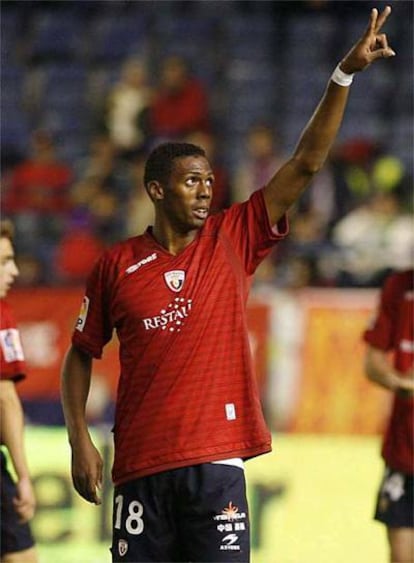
0, 329, 25, 362
125, 252, 157, 274
75, 296, 90, 332
400, 339, 414, 353
164, 270, 185, 292
142, 298, 192, 332
118, 539, 128, 557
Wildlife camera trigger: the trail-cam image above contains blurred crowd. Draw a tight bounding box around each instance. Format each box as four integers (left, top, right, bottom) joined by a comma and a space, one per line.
1, 0, 413, 289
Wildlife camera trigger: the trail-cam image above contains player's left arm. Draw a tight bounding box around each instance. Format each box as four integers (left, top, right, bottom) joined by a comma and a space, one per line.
263, 6, 395, 225
364, 345, 414, 396
0, 379, 36, 522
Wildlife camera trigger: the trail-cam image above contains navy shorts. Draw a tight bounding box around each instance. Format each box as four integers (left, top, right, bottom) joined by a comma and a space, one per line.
111, 462, 250, 562
0, 450, 35, 556
374, 466, 414, 528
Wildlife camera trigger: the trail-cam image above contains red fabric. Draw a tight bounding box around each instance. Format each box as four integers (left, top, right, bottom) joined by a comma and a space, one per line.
72, 188, 288, 485
150, 79, 209, 138
0, 300, 26, 382
4, 160, 73, 213
363, 269, 414, 473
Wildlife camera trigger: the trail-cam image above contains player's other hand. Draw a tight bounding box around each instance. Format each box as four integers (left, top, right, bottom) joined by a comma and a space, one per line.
71, 437, 103, 505
340, 6, 396, 75
13, 475, 36, 523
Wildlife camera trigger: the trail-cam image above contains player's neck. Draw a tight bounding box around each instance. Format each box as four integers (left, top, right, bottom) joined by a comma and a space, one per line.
151, 222, 198, 256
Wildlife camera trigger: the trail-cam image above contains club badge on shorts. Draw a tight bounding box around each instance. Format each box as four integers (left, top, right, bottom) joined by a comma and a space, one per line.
164, 270, 185, 292
118, 539, 128, 557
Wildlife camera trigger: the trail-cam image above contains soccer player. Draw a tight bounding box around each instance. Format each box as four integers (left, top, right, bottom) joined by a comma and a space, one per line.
61, 7, 396, 562
0, 220, 38, 563
363, 269, 413, 563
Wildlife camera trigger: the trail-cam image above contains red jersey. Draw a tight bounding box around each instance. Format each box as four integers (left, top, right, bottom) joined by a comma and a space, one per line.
4, 159, 72, 214
150, 78, 209, 138
72, 189, 288, 485
363, 269, 414, 474
0, 300, 26, 382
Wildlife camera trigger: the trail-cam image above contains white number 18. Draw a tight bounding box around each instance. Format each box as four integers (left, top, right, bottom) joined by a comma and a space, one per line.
114, 494, 144, 535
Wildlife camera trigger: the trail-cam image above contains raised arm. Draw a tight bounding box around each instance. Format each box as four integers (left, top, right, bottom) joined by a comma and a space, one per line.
263, 6, 395, 225
60, 344, 103, 505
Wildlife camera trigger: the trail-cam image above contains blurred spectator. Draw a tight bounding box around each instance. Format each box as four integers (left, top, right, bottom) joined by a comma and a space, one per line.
103, 57, 152, 158
14, 255, 44, 287
149, 55, 210, 141
125, 153, 155, 237
68, 134, 135, 245
296, 154, 341, 233
1, 130, 74, 279
332, 192, 414, 287
3, 130, 73, 216
68, 175, 126, 248
232, 123, 285, 202
185, 130, 231, 213
74, 134, 134, 201
332, 138, 411, 216
54, 214, 104, 284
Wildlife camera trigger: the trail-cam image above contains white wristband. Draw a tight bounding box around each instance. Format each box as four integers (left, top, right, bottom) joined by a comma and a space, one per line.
331, 63, 354, 87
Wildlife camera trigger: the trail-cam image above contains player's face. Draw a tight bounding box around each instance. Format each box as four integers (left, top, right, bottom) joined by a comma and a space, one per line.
163, 155, 214, 231
0, 238, 19, 298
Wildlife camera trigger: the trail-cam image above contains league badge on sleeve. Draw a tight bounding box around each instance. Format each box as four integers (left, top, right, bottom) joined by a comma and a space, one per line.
75, 296, 90, 332
164, 270, 185, 293
0, 329, 25, 362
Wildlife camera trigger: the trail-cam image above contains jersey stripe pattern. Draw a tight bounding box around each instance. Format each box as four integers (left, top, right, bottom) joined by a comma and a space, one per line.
364, 269, 414, 474
72, 188, 288, 485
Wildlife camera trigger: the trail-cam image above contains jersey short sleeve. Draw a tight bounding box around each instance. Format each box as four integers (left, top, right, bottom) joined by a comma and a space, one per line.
363, 274, 399, 351
72, 252, 115, 358
220, 188, 288, 275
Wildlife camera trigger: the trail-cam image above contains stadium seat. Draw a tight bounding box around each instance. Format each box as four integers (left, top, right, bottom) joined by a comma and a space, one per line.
29, 11, 84, 61
87, 15, 149, 62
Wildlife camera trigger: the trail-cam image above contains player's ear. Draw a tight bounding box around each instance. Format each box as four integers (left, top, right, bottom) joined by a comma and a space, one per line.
147, 181, 165, 202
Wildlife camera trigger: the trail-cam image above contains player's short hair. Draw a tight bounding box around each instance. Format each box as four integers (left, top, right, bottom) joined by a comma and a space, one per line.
144, 142, 206, 188
0, 219, 14, 241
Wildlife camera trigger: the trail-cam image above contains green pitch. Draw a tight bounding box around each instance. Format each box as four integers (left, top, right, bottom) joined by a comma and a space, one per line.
24, 427, 386, 563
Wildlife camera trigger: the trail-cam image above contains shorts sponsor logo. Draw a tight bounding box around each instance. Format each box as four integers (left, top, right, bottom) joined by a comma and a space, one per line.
164, 270, 185, 292
220, 533, 240, 551
126, 253, 157, 274
0, 329, 24, 362
118, 539, 128, 557
382, 471, 405, 501
214, 501, 246, 522
75, 296, 90, 332
142, 298, 192, 332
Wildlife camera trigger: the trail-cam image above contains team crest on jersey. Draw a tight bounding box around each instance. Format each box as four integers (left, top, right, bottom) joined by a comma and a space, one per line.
118, 539, 128, 557
164, 270, 185, 292
0, 329, 24, 362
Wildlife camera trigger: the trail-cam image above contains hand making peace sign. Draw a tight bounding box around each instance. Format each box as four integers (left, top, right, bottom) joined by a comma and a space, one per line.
340, 5, 396, 75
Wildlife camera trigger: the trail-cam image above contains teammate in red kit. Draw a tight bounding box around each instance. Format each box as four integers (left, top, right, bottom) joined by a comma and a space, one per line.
0, 220, 38, 563
61, 7, 396, 562
363, 269, 414, 563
